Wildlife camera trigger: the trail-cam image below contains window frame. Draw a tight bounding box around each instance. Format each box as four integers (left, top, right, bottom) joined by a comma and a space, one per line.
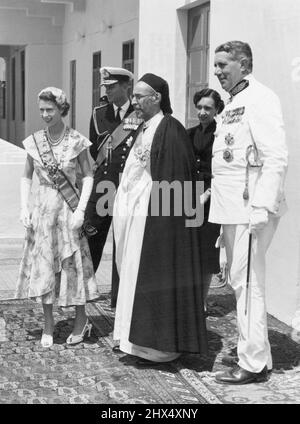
122, 39, 135, 74
186, 3, 210, 128
92, 50, 101, 109
70, 59, 76, 128
11, 56, 16, 121
21, 50, 25, 121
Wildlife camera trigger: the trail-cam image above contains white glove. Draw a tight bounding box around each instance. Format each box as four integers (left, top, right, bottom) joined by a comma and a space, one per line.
219, 247, 227, 270
20, 177, 32, 229
215, 231, 227, 269
200, 188, 211, 205
71, 209, 85, 230
249, 207, 269, 234
215, 230, 225, 248
77, 176, 93, 212
71, 176, 93, 230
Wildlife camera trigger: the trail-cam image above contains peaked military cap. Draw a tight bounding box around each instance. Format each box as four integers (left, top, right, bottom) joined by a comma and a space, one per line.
100, 67, 134, 86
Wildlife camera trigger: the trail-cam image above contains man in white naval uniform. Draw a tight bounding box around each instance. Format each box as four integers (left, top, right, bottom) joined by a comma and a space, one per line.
210, 41, 288, 384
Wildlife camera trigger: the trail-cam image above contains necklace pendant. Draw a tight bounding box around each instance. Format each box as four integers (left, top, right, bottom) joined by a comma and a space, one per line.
42, 126, 69, 179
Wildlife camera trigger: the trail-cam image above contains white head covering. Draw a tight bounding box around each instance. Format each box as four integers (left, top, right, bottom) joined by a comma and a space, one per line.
100, 67, 134, 86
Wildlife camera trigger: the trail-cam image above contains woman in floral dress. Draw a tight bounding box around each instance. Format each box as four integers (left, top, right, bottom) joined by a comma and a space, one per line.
15, 87, 100, 348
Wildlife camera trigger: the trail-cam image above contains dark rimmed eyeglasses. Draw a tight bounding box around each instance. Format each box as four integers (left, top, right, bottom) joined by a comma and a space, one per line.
132, 93, 153, 101
132, 91, 158, 102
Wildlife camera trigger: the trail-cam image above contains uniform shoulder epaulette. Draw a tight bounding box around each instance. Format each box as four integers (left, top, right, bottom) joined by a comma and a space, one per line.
93, 103, 108, 113
93, 103, 110, 135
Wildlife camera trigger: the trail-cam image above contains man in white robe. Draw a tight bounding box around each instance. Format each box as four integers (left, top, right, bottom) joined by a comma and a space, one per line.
113, 74, 208, 366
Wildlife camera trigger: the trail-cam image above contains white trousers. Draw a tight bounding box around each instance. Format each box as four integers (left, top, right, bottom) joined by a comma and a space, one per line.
223, 217, 279, 373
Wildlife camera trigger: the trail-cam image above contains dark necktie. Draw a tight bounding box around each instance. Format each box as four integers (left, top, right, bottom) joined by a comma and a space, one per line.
115, 107, 122, 124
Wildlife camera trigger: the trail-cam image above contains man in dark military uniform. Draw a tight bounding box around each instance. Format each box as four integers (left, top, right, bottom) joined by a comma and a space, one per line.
85, 67, 142, 289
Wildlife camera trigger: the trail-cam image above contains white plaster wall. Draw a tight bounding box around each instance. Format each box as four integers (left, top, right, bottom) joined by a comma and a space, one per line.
61, 0, 139, 137
0, 8, 63, 145
138, 0, 185, 123
138, 0, 209, 124
0, 9, 61, 45
208, 0, 300, 326
25, 44, 62, 139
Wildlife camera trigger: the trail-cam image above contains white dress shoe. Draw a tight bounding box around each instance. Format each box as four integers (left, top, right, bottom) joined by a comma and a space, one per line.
66, 319, 92, 345
41, 333, 53, 348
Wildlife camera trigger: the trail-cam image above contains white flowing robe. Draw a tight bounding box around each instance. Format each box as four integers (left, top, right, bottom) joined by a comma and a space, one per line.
113, 111, 180, 362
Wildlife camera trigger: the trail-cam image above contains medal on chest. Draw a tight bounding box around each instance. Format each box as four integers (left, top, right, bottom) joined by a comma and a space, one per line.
223, 148, 234, 162
222, 106, 245, 124
224, 133, 234, 146
123, 117, 143, 131
222, 132, 235, 162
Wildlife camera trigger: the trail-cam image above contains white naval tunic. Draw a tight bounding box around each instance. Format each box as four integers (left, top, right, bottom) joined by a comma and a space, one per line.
209, 74, 288, 224
209, 75, 288, 373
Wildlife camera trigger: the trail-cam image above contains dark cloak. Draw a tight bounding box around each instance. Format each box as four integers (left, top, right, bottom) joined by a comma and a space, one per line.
128, 114, 208, 354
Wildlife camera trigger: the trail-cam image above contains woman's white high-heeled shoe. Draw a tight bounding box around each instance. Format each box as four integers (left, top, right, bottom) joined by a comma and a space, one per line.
66, 319, 92, 345
41, 333, 53, 348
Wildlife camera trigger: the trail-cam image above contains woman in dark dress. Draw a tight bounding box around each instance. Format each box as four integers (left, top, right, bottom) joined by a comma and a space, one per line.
187, 88, 225, 309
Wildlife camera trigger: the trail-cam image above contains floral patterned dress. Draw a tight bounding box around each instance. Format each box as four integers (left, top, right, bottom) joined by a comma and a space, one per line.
15, 128, 100, 307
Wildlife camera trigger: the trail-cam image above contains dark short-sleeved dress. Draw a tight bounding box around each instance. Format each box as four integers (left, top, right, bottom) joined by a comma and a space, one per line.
187, 120, 220, 275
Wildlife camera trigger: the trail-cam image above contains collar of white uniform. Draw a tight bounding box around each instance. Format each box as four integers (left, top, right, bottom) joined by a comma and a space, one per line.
228, 73, 253, 99
243, 73, 255, 84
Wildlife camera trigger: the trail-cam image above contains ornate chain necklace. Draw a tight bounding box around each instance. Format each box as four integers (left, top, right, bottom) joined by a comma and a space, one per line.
42, 127, 70, 178
46, 124, 66, 146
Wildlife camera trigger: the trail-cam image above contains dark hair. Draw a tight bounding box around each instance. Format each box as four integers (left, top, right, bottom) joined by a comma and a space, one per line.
38, 90, 70, 117
193, 88, 225, 114
215, 40, 253, 73
117, 76, 132, 84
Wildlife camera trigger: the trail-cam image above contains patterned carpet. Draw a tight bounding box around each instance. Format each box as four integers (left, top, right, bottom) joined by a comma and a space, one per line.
0, 286, 300, 404
0, 297, 211, 404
